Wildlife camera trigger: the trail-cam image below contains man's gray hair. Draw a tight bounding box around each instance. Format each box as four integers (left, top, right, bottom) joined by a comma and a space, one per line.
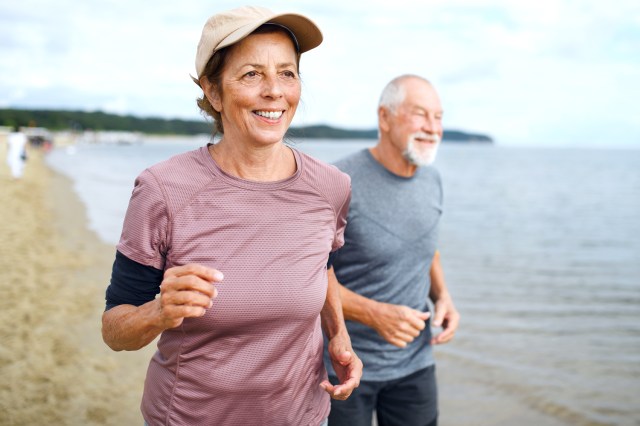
378, 74, 432, 112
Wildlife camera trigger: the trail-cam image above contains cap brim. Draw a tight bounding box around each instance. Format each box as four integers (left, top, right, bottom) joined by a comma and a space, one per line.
216, 12, 323, 54
196, 10, 323, 78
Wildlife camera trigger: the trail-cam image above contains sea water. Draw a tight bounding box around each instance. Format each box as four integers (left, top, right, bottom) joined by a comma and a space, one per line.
46, 137, 640, 425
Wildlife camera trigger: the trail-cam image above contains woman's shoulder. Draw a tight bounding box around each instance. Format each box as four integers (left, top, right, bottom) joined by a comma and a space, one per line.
146, 146, 207, 176
135, 146, 216, 208
295, 149, 351, 206
296, 149, 350, 186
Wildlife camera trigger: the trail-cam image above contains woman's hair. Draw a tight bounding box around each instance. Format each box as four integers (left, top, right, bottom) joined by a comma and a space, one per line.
195, 24, 302, 135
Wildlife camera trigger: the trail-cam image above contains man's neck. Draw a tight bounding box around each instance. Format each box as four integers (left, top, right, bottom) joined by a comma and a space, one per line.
369, 141, 418, 178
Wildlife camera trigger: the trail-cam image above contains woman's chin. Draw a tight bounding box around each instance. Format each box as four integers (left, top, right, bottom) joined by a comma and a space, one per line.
250, 128, 289, 146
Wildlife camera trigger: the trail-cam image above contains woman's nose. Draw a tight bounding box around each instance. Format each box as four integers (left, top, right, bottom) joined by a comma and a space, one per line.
262, 75, 284, 98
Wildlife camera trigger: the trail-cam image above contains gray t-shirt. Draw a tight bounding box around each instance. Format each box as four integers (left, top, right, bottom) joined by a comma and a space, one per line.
325, 149, 443, 381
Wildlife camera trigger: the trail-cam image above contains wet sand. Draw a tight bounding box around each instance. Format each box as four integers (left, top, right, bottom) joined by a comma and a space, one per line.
0, 147, 154, 425
0, 144, 574, 426
436, 354, 573, 426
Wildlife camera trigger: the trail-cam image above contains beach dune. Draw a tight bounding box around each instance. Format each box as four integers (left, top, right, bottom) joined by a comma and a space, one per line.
0, 146, 154, 425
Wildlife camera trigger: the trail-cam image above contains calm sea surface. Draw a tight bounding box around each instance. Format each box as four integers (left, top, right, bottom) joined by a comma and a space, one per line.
46, 137, 640, 425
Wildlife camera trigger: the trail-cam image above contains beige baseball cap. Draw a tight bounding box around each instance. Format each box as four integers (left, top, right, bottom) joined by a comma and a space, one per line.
195, 6, 323, 78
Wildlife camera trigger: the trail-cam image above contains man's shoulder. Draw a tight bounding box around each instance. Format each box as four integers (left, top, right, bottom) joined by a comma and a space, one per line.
417, 164, 443, 184
333, 149, 371, 175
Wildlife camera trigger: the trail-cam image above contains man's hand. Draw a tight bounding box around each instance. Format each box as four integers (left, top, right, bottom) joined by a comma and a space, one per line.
320, 333, 362, 400
156, 264, 223, 330
430, 296, 459, 345
371, 302, 430, 348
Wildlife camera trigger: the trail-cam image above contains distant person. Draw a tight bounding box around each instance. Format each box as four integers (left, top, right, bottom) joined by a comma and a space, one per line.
325, 75, 460, 426
6, 126, 27, 180
100, 6, 361, 426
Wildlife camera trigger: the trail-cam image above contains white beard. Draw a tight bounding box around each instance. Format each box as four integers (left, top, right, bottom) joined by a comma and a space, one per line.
403, 133, 441, 166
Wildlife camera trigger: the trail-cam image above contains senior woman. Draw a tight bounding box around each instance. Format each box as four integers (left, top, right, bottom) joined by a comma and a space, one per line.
101, 6, 361, 426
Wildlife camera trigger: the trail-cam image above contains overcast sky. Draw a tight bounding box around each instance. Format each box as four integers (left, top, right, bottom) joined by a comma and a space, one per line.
1, 0, 639, 147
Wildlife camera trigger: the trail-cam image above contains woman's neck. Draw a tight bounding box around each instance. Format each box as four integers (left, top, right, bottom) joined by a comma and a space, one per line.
208, 139, 296, 182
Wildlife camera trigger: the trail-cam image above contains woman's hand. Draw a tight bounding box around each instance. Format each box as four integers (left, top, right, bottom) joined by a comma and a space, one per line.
430, 295, 459, 345
102, 263, 223, 351
320, 333, 362, 400
156, 264, 224, 329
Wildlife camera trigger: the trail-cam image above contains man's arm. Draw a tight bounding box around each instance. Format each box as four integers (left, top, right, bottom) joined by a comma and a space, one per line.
428, 250, 460, 344
320, 271, 362, 400
329, 267, 430, 348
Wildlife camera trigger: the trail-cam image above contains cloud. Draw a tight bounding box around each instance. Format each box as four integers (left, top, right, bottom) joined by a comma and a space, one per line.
1, 0, 639, 147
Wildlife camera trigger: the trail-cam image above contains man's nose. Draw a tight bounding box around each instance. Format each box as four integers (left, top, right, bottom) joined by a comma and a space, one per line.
421, 116, 440, 134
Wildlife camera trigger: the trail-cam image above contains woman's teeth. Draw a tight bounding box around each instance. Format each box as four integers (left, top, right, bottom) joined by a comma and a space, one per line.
255, 110, 283, 119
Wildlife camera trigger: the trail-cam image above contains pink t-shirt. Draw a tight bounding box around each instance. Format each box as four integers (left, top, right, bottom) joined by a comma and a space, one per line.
117, 146, 350, 426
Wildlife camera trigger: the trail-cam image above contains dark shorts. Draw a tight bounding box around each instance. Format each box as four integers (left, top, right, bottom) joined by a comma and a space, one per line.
328, 365, 438, 426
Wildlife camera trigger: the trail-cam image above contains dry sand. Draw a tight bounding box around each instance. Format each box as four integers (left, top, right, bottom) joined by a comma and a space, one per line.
0, 146, 154, 425
0, 143, 573, 426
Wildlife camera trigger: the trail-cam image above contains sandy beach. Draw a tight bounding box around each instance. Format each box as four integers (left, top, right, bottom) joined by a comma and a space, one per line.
0, 145, 155, 425
0, 143, 583, 426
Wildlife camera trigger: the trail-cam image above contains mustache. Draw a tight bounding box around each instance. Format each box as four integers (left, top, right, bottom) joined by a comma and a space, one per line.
412, 132, 441, 144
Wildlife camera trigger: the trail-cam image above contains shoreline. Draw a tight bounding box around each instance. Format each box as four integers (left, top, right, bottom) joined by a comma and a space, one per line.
0, 145, 575, 425
0, 147, 154, 424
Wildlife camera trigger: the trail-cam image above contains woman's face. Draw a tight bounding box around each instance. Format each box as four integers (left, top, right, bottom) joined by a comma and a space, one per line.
208, 31, 301, 147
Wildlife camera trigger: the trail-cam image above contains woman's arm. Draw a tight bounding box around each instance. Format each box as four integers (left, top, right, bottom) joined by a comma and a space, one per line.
428, 250, 460, 344
320, 268, 362, 400
102, 264, 223, 351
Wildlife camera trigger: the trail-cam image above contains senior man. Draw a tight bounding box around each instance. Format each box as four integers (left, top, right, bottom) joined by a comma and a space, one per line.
325, 74, 460, 426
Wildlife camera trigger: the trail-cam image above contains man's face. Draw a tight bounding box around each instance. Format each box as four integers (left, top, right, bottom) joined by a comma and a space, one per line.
387, 79, 443, 166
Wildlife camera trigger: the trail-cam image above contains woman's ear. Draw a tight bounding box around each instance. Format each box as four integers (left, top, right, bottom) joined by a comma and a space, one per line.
200, 77, 222, 112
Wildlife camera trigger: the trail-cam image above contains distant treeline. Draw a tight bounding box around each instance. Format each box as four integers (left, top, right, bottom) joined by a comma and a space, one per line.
0, 108, 493, 142
1, 108, 209, 135
288, 125, 493, 142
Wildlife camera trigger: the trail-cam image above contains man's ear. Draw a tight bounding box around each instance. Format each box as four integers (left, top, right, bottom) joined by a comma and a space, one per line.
378, 106, 391, 133
200, 77, 222, 112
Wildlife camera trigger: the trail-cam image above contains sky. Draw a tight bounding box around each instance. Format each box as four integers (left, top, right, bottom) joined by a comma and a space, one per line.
1, 0, 639, 147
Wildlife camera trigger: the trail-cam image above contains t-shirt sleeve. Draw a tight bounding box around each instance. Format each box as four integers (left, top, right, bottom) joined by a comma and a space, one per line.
332, 176, 351, 252
116, 169, 169, 270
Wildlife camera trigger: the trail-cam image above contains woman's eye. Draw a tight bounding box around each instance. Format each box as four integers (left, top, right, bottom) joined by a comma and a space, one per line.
282, 70, 297, 78
244, 71, 258, 78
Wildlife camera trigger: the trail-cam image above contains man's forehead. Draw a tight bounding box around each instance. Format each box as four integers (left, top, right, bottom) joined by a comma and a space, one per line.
401, 82, 441, 108
403, 99, 443, 114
